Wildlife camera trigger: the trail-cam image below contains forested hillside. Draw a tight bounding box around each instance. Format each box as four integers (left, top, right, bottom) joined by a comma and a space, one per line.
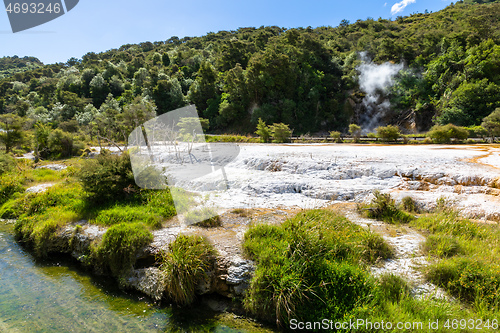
0, 56, 43, 79
0, 0, 499, 141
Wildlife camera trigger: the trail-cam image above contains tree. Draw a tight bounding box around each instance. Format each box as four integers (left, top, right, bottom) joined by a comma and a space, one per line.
0, 114, 23, 153
255, 118, 270, 143
481, 108, 500, 139
270, 123, 292, 143
376, 125, 401, 142
349, 124, 362, 142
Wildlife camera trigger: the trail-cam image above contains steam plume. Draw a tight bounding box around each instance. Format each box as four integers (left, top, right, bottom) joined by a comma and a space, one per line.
357, 52, 403, 132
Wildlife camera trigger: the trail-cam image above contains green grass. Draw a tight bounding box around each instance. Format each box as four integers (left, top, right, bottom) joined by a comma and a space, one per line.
92, 222, 154, 276
242, 209, 393, 326
158, 234, 216, 305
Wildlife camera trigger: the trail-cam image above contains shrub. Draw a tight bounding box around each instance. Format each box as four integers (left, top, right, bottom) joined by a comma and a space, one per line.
402, 196, 419, 213
93, 222, 153, 276
269, 123, 291, 143
78, 152, 136, 203
482, 107, 500, 138
15, 206, 79, 257
0, 153, 15, 175
376, 125, 401, 142
329, 131, 342, 143
255, 118, 270, 143
159, 234, 216, 305
47, 129, 75, 158
428, 124, 469, 143
349, 124, 362, 142
426, 258, 500, 306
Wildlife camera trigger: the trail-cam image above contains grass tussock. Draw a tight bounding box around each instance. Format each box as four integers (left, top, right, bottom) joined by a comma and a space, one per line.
92, 222, 153, 276
242, 209, 393, 326
159, 235, 216, 305
359, 190, 415, 224
377, 273, 410, 303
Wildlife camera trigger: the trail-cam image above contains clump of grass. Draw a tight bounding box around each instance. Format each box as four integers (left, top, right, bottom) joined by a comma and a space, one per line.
423, 234, 464, 258
243, 209, 392, 326
360, 191, 414, 224
377, 273, 410, 303
159, 234, 216, 305
185, 207, 221, 227
92, 222, 153, 276
361, 232, 394, 263
402, 196, 419, 213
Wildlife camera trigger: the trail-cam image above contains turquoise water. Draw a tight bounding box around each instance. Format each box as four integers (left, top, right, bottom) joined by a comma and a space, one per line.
0, 221, 265, 332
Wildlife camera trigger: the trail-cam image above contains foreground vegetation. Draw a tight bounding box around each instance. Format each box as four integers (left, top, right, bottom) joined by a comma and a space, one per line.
4, 148, 500, 331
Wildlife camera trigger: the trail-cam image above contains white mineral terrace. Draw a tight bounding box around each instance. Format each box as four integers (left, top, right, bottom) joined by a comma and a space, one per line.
154, 143, 500, 221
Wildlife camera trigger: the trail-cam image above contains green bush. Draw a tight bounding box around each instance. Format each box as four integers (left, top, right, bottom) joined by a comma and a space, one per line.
376, 125, 401, 142
349, 124, 362, 142
78, 152, 136, 203
15, 206, 79, 257
243, 209, 391, 326
159, 234, 216, 305
255, 118, 271, 143
47, 129, 78, 158
0, 153, 15, 175
428, 124, 469, 143
482, 107, 500, 138
93, 222, 153, 276
269, 123, 291, 143
426, 258, 500, 306
0, 174, 24, 205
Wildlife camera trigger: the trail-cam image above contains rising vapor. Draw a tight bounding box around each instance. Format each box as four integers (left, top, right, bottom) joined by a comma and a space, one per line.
357, 52, 404, 132
391, 0, 416, 15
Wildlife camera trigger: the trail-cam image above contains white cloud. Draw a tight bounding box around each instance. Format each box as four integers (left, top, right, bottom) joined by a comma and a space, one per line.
391, 0, 416, 15
384, 2, 388, 7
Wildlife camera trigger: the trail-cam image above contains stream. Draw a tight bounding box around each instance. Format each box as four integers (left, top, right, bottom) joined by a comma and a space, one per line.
0, 220, 261, 333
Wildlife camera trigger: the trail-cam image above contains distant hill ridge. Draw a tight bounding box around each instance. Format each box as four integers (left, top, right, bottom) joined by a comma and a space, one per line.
0, 0, 499, 135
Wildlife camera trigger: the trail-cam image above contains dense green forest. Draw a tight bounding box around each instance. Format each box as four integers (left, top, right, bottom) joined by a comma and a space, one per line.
0, 0, 499, 149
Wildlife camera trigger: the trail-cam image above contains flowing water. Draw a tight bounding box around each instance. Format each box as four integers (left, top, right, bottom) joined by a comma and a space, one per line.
0, 220, 265, 333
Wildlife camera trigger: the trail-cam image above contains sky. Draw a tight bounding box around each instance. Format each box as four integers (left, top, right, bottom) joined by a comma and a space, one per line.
0, 0, 454, 65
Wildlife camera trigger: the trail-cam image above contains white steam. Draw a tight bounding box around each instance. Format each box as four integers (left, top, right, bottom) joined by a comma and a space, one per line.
357, 52, 403, 132
391, 0, 416, 15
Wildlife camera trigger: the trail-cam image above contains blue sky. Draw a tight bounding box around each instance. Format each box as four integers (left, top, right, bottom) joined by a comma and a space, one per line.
1, 0, 454, 64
